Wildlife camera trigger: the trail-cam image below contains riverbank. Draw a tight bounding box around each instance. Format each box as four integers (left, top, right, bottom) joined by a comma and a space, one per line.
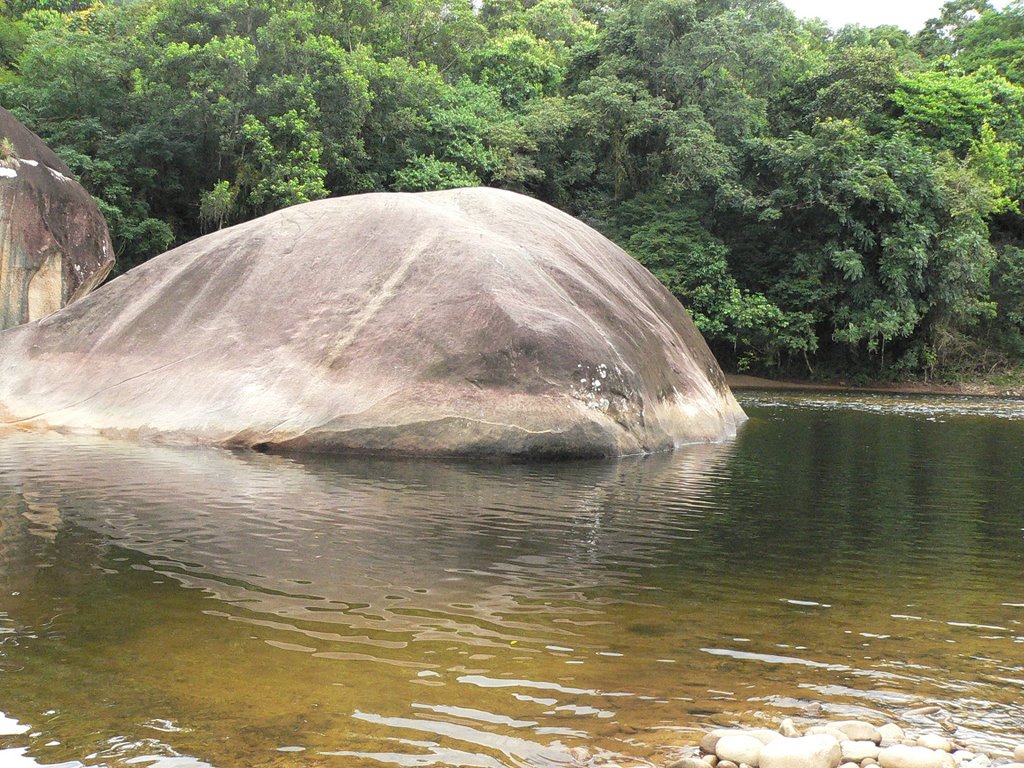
726, 374, 1024, 398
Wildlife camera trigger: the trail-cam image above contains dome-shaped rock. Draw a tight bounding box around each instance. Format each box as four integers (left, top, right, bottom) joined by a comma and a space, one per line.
0, 188, 745, 457
0, 107, 114, 330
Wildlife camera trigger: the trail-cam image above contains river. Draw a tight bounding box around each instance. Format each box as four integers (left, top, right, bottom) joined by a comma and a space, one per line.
0, 391, 1022, 767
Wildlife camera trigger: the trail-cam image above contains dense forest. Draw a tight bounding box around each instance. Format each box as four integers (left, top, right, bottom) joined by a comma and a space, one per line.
2, 0, 1024, 380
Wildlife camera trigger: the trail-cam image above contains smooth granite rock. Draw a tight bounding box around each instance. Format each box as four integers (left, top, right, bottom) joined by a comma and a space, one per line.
0, 188, 745, 456
0, 107, 114, 330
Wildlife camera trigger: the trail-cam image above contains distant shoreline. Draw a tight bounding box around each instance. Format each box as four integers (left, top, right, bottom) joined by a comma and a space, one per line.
725, 374, 1024, 399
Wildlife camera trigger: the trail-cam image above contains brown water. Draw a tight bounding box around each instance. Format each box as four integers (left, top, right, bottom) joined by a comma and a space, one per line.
0, 391, 1022, 768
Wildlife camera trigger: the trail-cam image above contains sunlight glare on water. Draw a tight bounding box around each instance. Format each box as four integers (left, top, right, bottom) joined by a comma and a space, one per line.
0, 391, 1022, 767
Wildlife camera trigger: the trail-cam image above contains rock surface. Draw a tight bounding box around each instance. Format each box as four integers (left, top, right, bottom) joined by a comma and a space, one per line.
0, 107, 114, 330
0, 188, 745, 456
758, 734, 841, 768
715, 733, 764, 766
878, 745, 954, 768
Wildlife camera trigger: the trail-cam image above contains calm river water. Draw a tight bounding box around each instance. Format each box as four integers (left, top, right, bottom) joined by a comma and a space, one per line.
0, 392, 1022, 768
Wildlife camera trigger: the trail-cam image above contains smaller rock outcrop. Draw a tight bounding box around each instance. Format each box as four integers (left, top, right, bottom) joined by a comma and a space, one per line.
0, 107, 114, 330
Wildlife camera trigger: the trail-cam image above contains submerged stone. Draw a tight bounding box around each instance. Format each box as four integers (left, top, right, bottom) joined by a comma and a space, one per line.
0, 188, 744, 457
0, 107, 114, 330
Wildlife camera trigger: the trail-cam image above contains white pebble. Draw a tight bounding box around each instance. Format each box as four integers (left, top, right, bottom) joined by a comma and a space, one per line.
842, 740, 881, 762
917, 735, 953, 752
878, 725, 906, 744
716, 733, 764, 767
878, 744, 955, 768
759, 734, 842, 768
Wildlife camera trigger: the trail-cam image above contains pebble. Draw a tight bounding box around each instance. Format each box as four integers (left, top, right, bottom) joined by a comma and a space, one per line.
705, 757, 718, 767
669, 759, 710, 768
718, 761, 739, 768
716, 733, 764, 767
702, 731, 729, 754
842, 740, 881, 762
808, 725, 851, 743
747, 729, 783, 745
840, 763, 859, 768
780, 718, 802, 738
759, 734, 842, 768
878, 725, 906, 744
834, 721, 882, 744
917, 735, 953, 752
878, 744, 955, 768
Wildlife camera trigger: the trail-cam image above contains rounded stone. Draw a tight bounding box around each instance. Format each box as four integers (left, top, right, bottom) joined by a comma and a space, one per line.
703, 730, 742, 755
0, 188, 746, 457
780, 718, 802, 738
833, 721, 882, 744
917, 736, 953, 752
843, 741, 881, 762
878, 725, 906, 745
841, 763, 860, 768
878, 745, 956, 768
759, 734, 842, 768
718, 762, 739, 768
812, 725, 854, 745
669, 759, 711, 768
747, 729, 784, 745
716, 733, 764, 767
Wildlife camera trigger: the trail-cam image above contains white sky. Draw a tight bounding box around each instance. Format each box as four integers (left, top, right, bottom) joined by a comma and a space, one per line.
779, 0, 1011, 32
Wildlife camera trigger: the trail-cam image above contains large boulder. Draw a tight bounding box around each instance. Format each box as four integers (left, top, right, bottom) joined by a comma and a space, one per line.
0, 188, 745, 457
0, 108, 114, 330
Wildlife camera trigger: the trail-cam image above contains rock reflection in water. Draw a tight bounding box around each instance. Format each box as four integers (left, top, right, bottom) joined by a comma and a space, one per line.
0, 432, 734, 768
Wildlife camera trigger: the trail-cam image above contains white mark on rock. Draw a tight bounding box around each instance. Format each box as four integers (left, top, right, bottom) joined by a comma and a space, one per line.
0, 167, 17, 178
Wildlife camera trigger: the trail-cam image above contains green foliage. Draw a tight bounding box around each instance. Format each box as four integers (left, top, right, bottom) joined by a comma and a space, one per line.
3, 0, 1024, 376
392, 154, 480, 190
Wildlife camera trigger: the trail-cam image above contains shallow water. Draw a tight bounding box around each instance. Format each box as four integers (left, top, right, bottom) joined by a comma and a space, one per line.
0, 391, 1022, 767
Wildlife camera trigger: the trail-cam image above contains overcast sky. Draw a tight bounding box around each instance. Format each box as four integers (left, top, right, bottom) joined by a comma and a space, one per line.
779, 0, 1010, 32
